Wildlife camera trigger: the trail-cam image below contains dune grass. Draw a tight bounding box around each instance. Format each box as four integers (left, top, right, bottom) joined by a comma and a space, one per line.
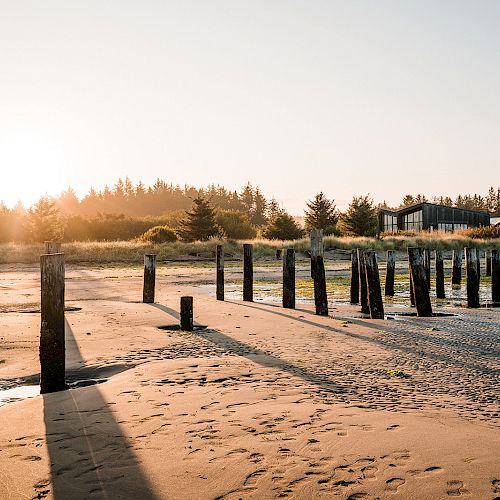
0, 232, 498, 264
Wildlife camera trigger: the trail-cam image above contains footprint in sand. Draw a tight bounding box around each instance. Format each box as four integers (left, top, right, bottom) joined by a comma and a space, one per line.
386, 477, 405, 493
446, 480, 470, 496
361, 465, 378, 479
244, 469, 266, 487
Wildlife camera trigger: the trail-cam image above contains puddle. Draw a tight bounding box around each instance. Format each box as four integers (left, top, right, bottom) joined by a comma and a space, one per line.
0, 385, 40, 407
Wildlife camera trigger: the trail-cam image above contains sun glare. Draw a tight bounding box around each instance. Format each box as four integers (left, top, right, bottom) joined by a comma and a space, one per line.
0, 129, 68, 208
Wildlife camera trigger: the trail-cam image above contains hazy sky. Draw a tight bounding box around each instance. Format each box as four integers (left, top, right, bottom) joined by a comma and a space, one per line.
1, 0, 499, 213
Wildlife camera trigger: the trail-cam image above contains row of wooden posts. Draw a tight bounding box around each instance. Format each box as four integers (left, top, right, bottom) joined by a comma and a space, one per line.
211, 235, 500, 319
38, 239, 499, 394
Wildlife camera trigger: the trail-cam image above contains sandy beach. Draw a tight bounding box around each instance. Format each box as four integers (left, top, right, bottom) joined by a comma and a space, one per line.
0, 262, 499, 499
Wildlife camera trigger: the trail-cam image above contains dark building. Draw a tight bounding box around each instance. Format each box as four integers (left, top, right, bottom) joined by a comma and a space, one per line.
378, 203, 490, 233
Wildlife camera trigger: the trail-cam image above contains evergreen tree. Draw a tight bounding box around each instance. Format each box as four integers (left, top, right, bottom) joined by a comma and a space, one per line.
240, 183, 254, 213
401, 195, 414, 207
251, 187, 268, 226
27, 196, 63, 242
177, 197, 220, 241
267, 198, 281, 219
339, 195, 378, 236
263, 211, 304, 240
304, 192, 338, 234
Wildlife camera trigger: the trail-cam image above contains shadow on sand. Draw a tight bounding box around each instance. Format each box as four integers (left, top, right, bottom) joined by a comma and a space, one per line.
43, 319, 157, 499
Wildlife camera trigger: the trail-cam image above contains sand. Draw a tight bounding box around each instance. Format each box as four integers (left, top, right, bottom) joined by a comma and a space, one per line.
0, 263, 499, 499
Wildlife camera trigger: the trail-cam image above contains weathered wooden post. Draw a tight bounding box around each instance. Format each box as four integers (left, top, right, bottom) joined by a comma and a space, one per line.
408, 248, 433, 317
435, 249, 446, 299
276, 249, 282, 260
424, 248, 431, 289
243, 243, 253, 302
44, 241, 62, 254
357, 249, 369, 314
350, 249, 359, 304
492, 249, 500, 303
385, 250, 396, 296
476, 250, 481, 281
180, 296, 193, 331
364, 251, 384, 319
486, 251, 492, 277
311, 229, 328, 315
452, 249, 463, 287
465, 247, 480, 308
143, 254, 156, 303
216, 245, 224, 301
310, 229, 323, 278
40, 253, 66, 394
282, 248, 295, 309
408, 254, 415, 306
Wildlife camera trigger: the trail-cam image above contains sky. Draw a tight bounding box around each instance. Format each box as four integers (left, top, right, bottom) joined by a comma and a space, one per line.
0, 0, 499, 213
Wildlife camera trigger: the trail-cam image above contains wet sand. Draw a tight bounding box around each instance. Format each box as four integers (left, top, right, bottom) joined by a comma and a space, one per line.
0, 263, 498, 499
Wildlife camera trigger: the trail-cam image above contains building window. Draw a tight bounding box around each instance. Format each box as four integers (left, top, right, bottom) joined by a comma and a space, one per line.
383, 214, 398, 232
437, 223, 468, 232
403, 210, 422, 231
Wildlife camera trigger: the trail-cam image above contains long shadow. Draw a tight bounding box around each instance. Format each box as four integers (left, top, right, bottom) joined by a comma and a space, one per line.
149, 303, 349, 395
229, 301, 499, 376
42, 320, 157, 499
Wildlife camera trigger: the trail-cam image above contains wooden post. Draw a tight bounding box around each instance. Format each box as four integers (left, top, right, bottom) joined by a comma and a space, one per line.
424, 248, 431, 289
143, 254, 156, 303
452, 249, 462, 287
492, 249, 500, 303
310, 229, 327, 315
310, 229, 323, 278
350, 249, 359, 304
282, 248, 295, 309
435, 249, 446, 299
216, 245, 224, 301
476, 249, 481, 282
364, 251, 384, 319
40, 253, 66, 394
408, 248, 432, 317
384, 250, 395, 296
243, 243, 253, 302
485, 251, 492, 277
465, 247, 480, 308
357, 249, 369, 314
180, 296, 193, 331
276, 249, 282, 260
408, 252, 415, 306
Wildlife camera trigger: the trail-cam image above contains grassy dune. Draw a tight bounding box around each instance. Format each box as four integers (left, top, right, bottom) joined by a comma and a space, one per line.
0, 233, 498, 264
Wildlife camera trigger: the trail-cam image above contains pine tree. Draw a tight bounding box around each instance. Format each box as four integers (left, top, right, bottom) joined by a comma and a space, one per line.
251, 187, 268, 226
27, 196, 63, 242
267, 198, 281, 219
401, 195, 414, 207
339, 195, 378, 236
304, 192, 338, 234
240, 183, 254, 213
177, 197, 220, 241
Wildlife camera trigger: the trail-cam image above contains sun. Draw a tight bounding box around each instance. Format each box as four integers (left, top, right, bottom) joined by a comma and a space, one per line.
0, 128, 68, 208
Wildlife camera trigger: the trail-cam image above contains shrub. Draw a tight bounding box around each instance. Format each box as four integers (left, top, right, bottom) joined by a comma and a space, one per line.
141, 225, 177, 243
216, 210, 256, 239
263, 211, 304, 240
463, 225, 500, 239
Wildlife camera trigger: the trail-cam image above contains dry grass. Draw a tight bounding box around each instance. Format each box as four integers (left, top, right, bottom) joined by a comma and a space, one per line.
0, 233, 498, 264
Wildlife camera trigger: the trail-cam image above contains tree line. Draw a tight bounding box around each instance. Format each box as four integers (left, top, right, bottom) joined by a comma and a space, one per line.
0, 179, 498, 243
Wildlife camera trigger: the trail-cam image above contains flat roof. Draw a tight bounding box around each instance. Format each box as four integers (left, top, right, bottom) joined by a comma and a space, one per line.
379, 202, 490, 217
